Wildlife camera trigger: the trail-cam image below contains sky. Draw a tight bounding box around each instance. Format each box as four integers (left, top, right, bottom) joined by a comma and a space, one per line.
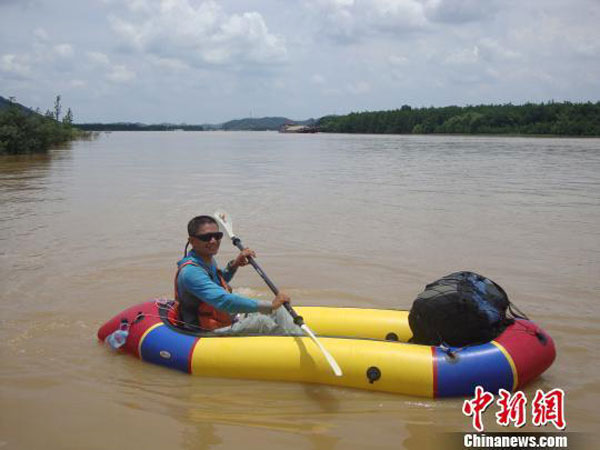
1, 0, 599, 123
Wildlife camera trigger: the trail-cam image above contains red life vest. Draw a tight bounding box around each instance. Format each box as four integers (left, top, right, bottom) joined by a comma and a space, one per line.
174, 260, 233, 331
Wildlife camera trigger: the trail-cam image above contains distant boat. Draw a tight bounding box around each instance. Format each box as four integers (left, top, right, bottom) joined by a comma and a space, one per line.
279, 123, 318, 133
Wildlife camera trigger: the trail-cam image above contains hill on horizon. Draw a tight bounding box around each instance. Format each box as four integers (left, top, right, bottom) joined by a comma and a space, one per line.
73, 116, 315, 131
221, 116, 315, 131
0, 95, 37, 115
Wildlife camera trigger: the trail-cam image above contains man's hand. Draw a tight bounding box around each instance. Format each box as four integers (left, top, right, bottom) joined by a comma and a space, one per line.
272, 291, 291, 310
231, 248, 256, 269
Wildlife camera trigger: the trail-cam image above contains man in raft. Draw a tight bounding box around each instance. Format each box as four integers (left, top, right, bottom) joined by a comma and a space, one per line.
175, 215, 302, 335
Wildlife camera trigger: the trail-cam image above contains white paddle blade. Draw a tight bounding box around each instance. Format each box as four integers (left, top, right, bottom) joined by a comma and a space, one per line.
301, 324, 343, 377
214, 210, 235, 239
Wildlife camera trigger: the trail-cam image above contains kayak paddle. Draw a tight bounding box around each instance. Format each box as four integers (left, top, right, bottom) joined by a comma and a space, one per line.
214, 210, 343, 377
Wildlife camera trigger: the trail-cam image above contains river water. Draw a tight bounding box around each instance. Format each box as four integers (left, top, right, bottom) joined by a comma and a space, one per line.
1, 132, 599, 449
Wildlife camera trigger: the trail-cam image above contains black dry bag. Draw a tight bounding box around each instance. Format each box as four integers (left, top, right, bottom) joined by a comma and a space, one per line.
408, 271, 513, 347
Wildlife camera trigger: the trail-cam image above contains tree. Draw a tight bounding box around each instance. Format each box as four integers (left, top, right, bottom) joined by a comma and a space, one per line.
1, 96, 86, 154
54, 95, 61, 121
63, 108, 73, 125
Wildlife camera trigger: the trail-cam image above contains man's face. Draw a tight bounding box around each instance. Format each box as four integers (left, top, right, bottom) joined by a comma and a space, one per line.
189, 223, 221, 258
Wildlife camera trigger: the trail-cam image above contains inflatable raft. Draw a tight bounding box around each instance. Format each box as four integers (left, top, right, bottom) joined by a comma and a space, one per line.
97, 300, 555, 397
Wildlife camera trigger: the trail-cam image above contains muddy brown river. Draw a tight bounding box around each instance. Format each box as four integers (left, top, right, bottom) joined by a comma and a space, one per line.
1, 132, 598, 449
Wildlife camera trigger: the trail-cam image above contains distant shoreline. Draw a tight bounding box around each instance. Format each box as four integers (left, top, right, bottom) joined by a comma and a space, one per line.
79, 129, 599, 139
317, 102, 600, 137
74, 101, 600, 137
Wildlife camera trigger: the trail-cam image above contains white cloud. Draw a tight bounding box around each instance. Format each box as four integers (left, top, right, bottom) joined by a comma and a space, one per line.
444, 46, 479, 65
320, 0, 355, 6
271, 78, 286, 90
307, 0, 507, 44
86, 51, 111, 66
70, 79, 87, 88
307, 0, 428, 43
389, 55, 409, 66
573, 40, 600, 58
1, 0, 41, 6
311, 74, 326, 84
369, 0, 427, 29
109, 16, 146, 50
0, 53, 32, 79
125, 0, 152, 13
310, 0, 359, 42
109, 0, 287, 66
510, 12, 600, 61
33, 27, 49, 42
477, 38, 520, 62
423, 0, 502, 24
53, 44, 74, 58
347, 80, 371, 94
0, 30, 75, 83
148, 55, 189, 71
100, 0, 152, 13
442, 38, 520, 67
107, 64, 136, 83
86, 51, 136, 83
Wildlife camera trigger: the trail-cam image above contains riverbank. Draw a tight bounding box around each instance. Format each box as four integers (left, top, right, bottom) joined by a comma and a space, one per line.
71, 101, 600, 136
0, 101, 93, 155
317, 101, 600, 136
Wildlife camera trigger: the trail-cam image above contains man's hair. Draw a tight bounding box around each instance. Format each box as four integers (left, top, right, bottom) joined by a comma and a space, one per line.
187, 215, 217, 236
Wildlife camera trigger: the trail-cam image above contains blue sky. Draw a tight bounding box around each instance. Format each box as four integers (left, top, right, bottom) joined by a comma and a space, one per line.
1, 0, 599, 123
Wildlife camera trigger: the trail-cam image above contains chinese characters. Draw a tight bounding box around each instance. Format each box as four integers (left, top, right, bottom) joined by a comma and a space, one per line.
462, 387, 566, 431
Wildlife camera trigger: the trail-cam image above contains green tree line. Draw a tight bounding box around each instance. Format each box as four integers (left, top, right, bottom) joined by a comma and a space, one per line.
317, 102, 600, 136
0, 96, 88, 155
75, 123, 206, 131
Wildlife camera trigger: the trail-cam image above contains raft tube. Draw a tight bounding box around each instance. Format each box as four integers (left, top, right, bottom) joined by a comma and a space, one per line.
97, 300, 555, 397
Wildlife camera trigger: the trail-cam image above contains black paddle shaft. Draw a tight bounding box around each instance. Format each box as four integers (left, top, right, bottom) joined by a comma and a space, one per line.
232, 237, 304, 326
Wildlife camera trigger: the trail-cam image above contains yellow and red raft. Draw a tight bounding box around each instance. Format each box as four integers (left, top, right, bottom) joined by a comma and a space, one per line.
98, 300, 555, 397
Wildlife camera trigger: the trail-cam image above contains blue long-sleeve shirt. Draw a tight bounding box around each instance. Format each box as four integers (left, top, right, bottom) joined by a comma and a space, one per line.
176, 250, 269, 328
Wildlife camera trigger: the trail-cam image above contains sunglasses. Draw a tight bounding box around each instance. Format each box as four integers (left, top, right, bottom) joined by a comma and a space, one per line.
190, 232, 223, 242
